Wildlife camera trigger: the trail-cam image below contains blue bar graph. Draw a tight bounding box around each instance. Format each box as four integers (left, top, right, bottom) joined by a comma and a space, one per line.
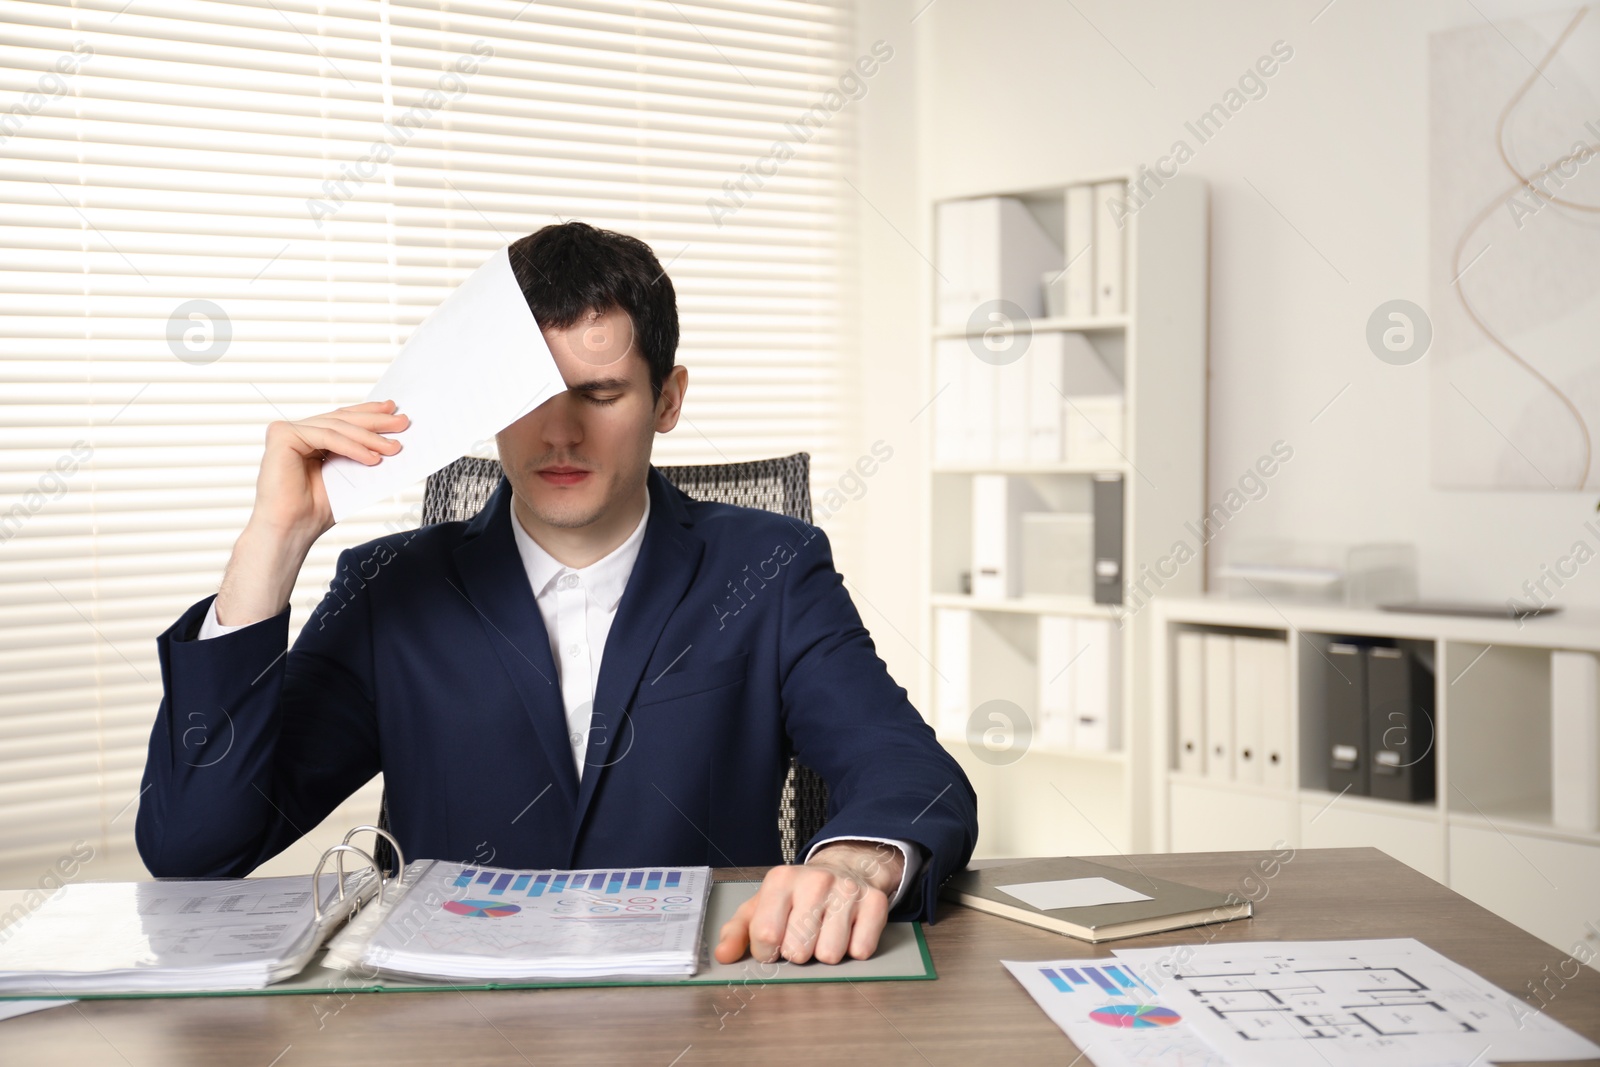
449, 868, 698, 900
1038, 964, 1156, 999
1112, 966, 1157, 995
1087, 968, 1119, 994
1107, 966, 1135, 989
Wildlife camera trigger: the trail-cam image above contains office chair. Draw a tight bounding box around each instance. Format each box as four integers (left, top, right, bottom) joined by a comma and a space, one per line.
371, 453, 830, 873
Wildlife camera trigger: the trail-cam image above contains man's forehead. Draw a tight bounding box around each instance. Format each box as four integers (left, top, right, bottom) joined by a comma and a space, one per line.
556, 350, 641, 387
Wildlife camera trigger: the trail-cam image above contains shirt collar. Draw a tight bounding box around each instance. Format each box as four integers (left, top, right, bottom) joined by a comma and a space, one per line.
508, 485, 650, 613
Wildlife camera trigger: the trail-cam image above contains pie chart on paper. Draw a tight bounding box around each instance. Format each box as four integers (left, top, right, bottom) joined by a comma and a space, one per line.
442, 899, 521, 918
1088, 1004, 1182, 1029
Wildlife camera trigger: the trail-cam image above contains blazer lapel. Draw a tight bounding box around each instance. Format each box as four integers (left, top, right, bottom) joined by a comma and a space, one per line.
571, 465, 706, 837
451, 476, 581, 823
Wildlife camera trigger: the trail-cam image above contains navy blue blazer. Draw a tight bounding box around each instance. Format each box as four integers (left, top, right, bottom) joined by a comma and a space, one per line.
136, 465, 978, 922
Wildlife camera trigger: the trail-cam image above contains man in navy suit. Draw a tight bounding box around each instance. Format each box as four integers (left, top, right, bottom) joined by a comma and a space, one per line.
137, 222, 978, 966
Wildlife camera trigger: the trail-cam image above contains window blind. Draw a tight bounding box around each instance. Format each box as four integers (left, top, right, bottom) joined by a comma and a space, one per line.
0, 0, 856, 889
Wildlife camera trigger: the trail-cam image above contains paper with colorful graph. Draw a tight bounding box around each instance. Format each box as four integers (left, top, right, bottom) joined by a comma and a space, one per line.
342, 860, 712, 980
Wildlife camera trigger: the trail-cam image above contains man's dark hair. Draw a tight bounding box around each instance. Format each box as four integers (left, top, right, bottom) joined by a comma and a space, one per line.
507, 222, 678, 402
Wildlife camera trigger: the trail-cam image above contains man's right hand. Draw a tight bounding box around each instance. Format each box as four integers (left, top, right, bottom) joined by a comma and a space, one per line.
212, 400, 409, 628
253, 399, 409, 539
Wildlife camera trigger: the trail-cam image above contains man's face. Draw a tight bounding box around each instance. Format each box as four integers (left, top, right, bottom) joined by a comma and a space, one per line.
495, 306, 685, 534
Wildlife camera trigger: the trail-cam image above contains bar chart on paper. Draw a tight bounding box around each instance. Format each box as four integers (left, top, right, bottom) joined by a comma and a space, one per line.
450, 868, 692, 914
1039, 963, 1161, 1003
353, 862, 714, 980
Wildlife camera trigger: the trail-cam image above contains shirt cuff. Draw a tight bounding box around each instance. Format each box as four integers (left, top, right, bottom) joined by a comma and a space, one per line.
196, 598, 250, 640
804, 836, 925, 910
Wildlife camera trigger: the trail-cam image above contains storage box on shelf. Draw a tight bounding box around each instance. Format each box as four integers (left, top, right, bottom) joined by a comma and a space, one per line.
1153, 596, 1600, 967
922, 173, 1207, 858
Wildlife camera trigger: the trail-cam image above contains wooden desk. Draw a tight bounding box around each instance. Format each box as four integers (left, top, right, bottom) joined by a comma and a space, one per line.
5, 848, 1597, 1065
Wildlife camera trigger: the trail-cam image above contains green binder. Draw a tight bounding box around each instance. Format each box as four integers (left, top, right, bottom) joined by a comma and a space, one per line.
0, 881, 934, 1001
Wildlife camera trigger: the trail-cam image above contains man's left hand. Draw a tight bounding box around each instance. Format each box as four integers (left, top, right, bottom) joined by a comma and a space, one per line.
713, 840, 904, 965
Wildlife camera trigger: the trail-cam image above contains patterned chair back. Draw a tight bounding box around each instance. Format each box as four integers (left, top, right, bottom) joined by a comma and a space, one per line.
373, 453, 830, 872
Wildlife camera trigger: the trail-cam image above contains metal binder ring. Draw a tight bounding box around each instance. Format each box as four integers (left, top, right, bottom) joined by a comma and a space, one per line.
312, 843, 384, 923
341, 823, 407, 879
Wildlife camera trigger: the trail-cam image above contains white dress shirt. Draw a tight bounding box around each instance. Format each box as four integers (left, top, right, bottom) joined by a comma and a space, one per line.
198, 491, 924, 907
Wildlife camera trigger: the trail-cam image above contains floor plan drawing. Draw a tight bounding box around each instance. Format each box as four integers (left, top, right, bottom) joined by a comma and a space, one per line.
1110, 939, 1600, 1067
1175, 962, 1486, 1042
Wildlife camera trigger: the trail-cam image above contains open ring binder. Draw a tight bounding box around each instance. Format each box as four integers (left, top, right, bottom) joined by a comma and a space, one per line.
311, 843, 384, 923
0, 824, 937, 998
341, 824, 406, 879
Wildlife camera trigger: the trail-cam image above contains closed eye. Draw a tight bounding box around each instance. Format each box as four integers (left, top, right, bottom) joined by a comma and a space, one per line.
583, 394, 621, 406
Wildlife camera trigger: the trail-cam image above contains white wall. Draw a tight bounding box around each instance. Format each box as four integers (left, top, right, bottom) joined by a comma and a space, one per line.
836, 1, 935, 718
845, 0, 1600, 722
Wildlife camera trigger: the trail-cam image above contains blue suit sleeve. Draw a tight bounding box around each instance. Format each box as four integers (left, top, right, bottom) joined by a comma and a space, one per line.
135, 547, 382, 877
776, 523, 978, 923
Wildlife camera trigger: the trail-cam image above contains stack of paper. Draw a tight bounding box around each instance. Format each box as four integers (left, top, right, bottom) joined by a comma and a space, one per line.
339, 861, 713, 981
0, 873, 374, 994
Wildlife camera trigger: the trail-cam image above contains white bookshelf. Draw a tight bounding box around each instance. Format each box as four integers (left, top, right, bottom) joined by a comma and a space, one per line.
1153, 596, 1600, 967
921, 174, 1209, 860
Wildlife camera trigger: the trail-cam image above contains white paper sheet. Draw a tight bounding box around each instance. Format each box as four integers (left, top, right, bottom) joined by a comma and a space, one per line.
321, 246, 565, 522
1109, 938, 1600, 1067
996, 877, 1152, 912
1002, 958, 1231, 1067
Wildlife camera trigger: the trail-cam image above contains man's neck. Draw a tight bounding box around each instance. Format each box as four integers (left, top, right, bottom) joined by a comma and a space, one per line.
511, 479, 648, 570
